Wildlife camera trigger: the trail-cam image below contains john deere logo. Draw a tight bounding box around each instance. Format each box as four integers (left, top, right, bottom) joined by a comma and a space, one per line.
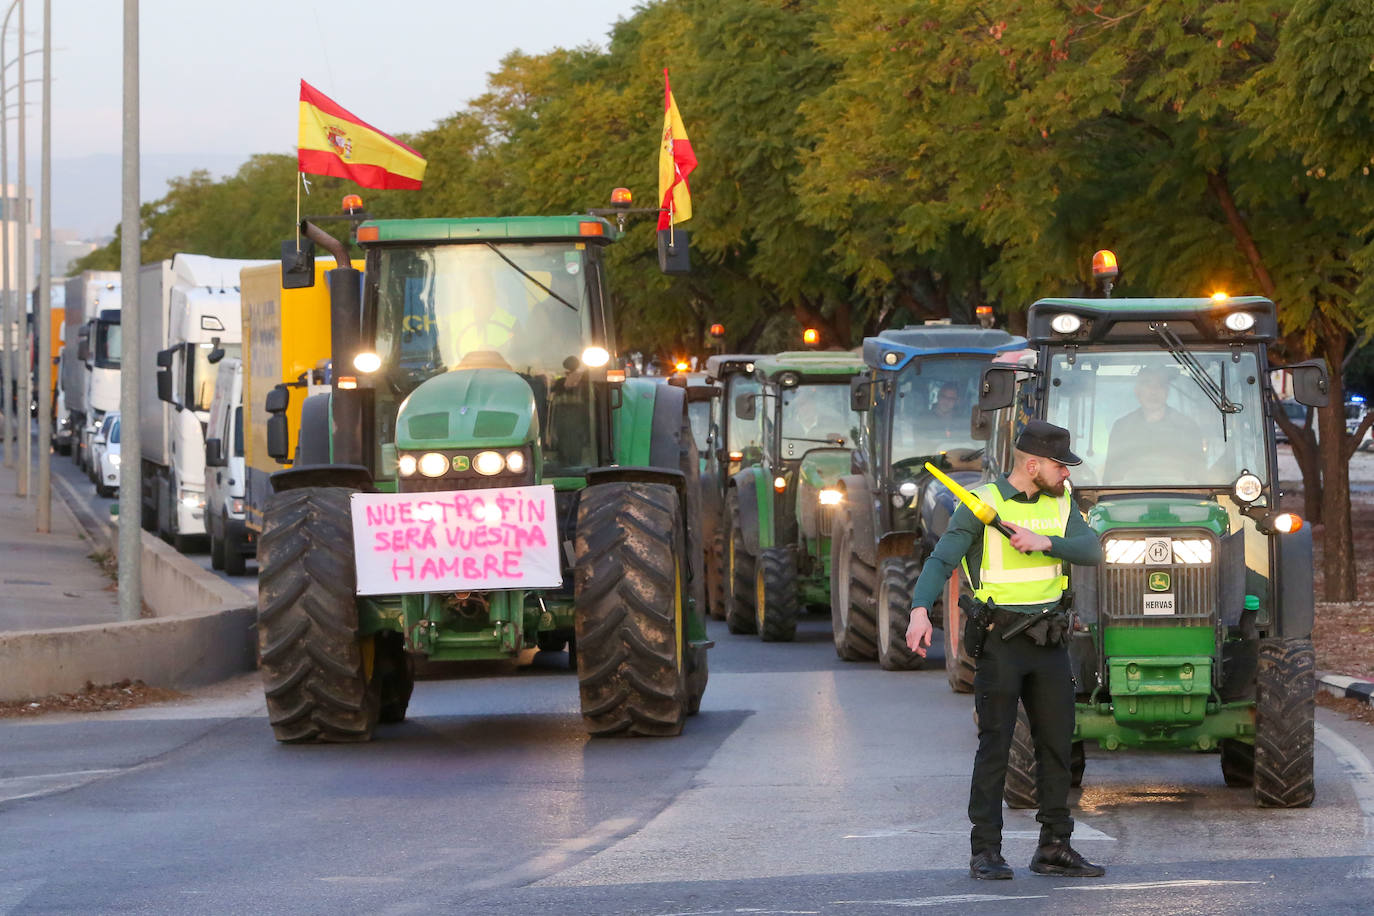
1148, 572, 1171, 592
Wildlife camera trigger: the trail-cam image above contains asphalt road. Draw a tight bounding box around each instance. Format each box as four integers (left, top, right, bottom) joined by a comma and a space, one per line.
4, 615, 1374, 915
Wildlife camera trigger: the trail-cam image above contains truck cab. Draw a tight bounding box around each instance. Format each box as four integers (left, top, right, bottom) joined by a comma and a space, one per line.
81, 303, 122, 469
205, 357, 252, 575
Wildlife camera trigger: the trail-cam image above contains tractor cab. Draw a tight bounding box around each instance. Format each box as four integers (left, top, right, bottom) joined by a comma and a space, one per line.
979, 283, 1329, 808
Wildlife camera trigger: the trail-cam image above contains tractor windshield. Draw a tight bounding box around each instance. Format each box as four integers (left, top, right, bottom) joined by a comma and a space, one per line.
775, 382, 861, 460
371, 241, 601, 472
1045, 349, 1268, 488
890, 357, 984, 471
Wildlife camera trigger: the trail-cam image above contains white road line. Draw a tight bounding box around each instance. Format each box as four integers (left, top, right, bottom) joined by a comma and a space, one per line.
0, 768, 124, 804
461, 816, 638, 892
1315, 722, 1374, 879
1057, 879, 1262, 891
833, 894, 1048, 907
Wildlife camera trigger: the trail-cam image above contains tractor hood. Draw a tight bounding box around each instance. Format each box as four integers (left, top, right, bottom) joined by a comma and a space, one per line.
395, 368, 539, 451
798, 448, 852, 491
1085, 495, 1230, 538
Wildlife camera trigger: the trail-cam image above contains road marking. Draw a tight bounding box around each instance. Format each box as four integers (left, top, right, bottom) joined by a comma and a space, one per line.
1057, 879, 1262, 891
0, 769, 123, 804
833, 895, 1047, 907
844, 825, 1115, 841
1315, 722, 1374, 879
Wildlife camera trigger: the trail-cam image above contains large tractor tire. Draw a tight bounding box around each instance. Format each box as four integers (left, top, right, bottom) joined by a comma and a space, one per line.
756, 547, 800, 642
707, 525, 727, 620
209, 522, 226, 571
1220, 739, 1255, 788
876, 557, 924, 671
374, 630, 415, 724
939, 572, 977, 693
1004, 705, 1039, 809
724, 490, 757, 635
1254, 636, 1316, 807
574, 481, 690, 738
829, 504, 877, 660
257, 486, 379, 743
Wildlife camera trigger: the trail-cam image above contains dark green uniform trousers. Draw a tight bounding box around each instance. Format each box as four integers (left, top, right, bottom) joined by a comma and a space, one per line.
969, 627, 1075, 854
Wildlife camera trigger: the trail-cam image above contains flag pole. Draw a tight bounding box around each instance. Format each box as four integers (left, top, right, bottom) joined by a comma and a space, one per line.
295, 168, 301, 251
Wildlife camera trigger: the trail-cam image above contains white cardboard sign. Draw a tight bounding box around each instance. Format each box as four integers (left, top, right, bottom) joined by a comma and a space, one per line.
350, 485, 561, 596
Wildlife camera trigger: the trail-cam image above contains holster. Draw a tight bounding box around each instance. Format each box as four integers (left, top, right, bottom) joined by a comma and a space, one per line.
958, 594, 993, 659
993, 590, 1074, 648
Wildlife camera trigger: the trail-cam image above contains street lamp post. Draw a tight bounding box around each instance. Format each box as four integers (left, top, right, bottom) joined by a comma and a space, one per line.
34, 0, 47, 530
14, 0, 25, 497
0, 0, 17, 472
117, 0, 140, 620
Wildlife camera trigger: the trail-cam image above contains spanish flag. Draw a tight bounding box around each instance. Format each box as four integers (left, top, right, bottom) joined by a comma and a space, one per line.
297, 80, 426, 190
657, 70, 697, 230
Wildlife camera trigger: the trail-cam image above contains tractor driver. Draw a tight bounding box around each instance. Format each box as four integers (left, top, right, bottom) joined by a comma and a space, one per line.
905, 419, 1106, 881
1102, 366, 1204, 484
925, 381, 966, 439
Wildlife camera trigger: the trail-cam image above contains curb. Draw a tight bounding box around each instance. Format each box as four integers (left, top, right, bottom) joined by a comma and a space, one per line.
1318, 673, 1374, 707
0, 471, 259, 703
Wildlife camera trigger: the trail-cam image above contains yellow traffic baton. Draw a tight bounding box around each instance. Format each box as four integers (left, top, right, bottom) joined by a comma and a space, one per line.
924, 462, 1019, 540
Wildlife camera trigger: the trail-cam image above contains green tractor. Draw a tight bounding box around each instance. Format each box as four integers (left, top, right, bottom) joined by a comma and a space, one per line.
723, 351, 866, 640
255, 212, 711, 742
700, 354, 766, 619
831, 325, 1028, 680
977, 286, 1328, 806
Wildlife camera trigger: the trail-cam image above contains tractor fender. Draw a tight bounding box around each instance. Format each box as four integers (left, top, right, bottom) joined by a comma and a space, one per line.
1275, 525, 1315, 639
729, 467, 769, 555
270, 463, 374, 493
877, 531, 918, 564
837, 474, 877, 567
613, 378, 689, 469
585, 466, 688, 520
648, 383, 688, 469
294, 392, 333, 466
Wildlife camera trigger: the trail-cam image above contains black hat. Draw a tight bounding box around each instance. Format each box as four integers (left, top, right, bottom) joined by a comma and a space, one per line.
1016, 419, 1081, 466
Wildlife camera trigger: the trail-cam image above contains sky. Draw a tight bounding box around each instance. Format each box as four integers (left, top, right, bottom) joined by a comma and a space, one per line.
16, 0, 646, 236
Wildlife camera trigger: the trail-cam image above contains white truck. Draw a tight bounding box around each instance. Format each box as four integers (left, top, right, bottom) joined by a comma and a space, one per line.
59, 271, 120, 464
204, 357, 253, 574
139, 254, 272, 550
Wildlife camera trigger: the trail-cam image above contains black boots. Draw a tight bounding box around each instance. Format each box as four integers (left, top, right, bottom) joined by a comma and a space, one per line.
1029, 841, 1106, 877
969, 850, 1014, 880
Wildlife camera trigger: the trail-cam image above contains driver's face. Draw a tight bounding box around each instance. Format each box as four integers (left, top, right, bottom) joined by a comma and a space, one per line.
1136, 378, 1169, 410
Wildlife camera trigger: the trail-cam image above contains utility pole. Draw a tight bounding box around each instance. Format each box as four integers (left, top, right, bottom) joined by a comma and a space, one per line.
0, 0, 16, 471
15, 0, 25, 497
117, 0, 141, 620
33, 0, 47, 529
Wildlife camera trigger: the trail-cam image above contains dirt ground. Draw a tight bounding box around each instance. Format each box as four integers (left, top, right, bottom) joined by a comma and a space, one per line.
0, 680, 184, 718
1291, 493, 1374, 681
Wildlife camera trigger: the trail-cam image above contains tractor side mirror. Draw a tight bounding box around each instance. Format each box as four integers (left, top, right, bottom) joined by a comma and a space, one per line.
281, 238, 316, 290
205, 437, 226, 467
264, 384, 290, 414
978, 366, 1017, 411
850, 375, 874, 412
265, 383, 291, 464
734, 392, 756, 421
1288, 360, 1330, 408
207, 337, 225, 365
657, 228, 691, 275
685, 384, 720, 403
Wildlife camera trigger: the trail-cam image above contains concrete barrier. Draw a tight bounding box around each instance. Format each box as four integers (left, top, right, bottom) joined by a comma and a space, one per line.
0, 486, 258, 702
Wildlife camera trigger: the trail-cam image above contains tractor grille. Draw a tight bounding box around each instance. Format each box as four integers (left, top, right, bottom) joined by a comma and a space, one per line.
1099, 529, 1218, 627
399, 470, 535, 493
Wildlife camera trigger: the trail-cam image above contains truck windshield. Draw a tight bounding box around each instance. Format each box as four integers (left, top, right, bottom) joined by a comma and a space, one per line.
108, 417, 120, 444
1045, 349, 1267, 488
94, 321, 121, 370
890, 357, 984, 470
774, 382, 861, 460
188, 343, 240, 412
372, 242, 600, 473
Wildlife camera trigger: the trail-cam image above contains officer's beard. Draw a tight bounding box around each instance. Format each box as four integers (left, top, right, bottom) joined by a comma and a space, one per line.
1033, 468, 1066, 498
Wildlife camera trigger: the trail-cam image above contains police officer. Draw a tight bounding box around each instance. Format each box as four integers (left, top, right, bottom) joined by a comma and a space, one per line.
905, 419, 1105, 880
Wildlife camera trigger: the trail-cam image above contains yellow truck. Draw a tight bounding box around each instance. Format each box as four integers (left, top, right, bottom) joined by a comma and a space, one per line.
239, 259, 360, 536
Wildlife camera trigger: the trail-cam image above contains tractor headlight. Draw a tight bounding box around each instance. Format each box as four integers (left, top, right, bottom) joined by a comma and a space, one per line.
1050, 313, 1082, 334
418, 452, 449, 477
1223, 312, 1256, 332
398, 454, 418, 477
473, 450, 505, 476
818, 488, 842, 506
353, 351, 382, 373
883, 351, 899, 366
580, 346, 610, 368
1233, 472, 1262, 503
505, 450, 526, 474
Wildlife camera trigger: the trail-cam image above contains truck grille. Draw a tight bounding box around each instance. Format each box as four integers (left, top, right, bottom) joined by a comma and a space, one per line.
399, 469, 535, 493
1099, 529, 1218, 627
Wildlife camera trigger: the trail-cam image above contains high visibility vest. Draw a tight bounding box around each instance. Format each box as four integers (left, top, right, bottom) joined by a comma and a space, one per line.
962, 481, 1073, 607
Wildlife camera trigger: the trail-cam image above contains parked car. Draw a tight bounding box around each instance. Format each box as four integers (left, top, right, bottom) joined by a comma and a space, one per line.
1274, 398, 1309, 444
94, 413, 121, 498
88, 412, 117, 486
1347, 395, 1371, 451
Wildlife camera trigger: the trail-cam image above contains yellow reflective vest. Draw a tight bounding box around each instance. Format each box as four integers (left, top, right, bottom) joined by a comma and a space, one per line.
962, 482, 1073, 607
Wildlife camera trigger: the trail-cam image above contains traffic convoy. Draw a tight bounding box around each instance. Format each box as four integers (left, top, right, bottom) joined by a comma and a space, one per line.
50, 202, 1327, 810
